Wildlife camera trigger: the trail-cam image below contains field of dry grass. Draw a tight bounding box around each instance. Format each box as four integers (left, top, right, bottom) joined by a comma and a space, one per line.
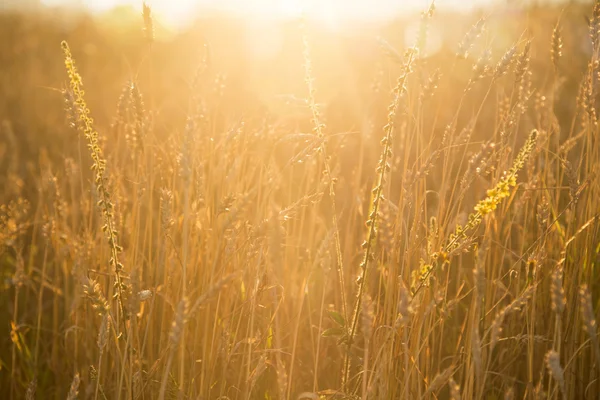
1, 1, 600, 399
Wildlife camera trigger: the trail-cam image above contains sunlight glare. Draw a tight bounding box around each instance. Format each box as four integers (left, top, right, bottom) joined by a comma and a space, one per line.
38, 0, 484, 30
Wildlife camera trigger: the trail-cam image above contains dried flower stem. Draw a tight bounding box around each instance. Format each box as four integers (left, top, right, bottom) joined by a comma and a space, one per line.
343, 47, 416, 387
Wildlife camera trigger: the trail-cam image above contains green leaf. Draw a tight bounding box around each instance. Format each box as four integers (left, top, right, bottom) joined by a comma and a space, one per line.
322, 327, 345, 337
327, 310, 346, 327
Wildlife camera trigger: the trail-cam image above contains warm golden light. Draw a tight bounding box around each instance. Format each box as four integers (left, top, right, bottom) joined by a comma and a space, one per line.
40, 0, 496, 28
5, 0, 598, 399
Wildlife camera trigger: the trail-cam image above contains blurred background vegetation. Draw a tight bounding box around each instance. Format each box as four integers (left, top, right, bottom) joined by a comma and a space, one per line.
1, 1, 600, 399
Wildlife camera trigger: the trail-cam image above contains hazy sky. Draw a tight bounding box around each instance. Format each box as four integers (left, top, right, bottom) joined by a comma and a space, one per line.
38, 0, 499, 27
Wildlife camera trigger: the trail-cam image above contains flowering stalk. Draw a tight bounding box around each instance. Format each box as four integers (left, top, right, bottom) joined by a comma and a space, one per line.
414, 130, 538, 293
342, 48, 416, 387
61, 41, 129, 323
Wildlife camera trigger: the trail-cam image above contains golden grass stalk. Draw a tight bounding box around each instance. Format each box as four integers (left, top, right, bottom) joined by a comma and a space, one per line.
61, 41, 129, 324
580, 285, 600, 367
343, 47, 416, 387
457, 17, 485, 59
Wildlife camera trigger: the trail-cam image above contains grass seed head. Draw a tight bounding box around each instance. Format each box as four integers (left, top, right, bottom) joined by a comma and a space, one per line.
66, 373, 81, 400
545, 350, 565, 396
142, 2, 154, 43
551, 22, 562, 71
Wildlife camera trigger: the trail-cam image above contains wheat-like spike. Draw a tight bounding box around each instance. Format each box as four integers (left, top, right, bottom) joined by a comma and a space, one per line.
66, 372, 80, 400
142, 2, 154, 43
361, 293, 375, 338
129, 81, 146, 154
545, 350, 566, 397
474, 244, 487, 302
276, 356, 288, 400
551, 266, 566, 316
493, 43, 518, 78
189, 272, 238, 315
82, 276, 110, 316
159, 188, 174, 232
580, 284, 600, 365
551, 21, 562, 72
457, 17, 485, 59
170, 297, 189, 348
536, 196, 550, 231
424, 366, 453, 395
490, 286, 535, 349
448, 377, 461, 400
158, 296, 190, 400
249, 353, 268, 391
581, 285, 598, 337
561, 158, 580, 205
514, 40, 532, 84
591, 1, 600, 51
395, 282, 414, 327
471, 48, 492, 82
515, 40, 533, 113
416, 1, 435, 54
471, 322, 483, 377
25, 378, 37, 400
110, 81, 131, 135
582, 60, 599, 125
62, 87, 81, 132
420, 69, 441, 101
97, 313, 110, 352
